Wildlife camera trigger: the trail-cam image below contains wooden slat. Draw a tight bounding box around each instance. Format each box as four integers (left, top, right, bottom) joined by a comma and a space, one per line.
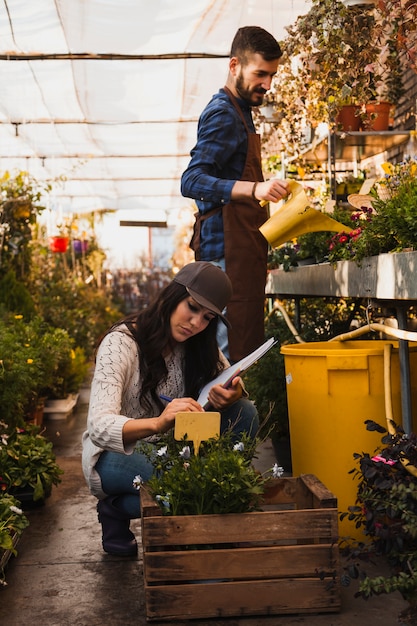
145, 577, 341, 620
140, 487, 161, 517
144, 543, 339, 582
142, 508, 338, 547
300, 474, 338, 509
261, 476, 299, 504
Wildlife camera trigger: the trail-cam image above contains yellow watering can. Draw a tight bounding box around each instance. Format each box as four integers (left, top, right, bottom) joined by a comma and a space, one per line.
259, 180, 347, 248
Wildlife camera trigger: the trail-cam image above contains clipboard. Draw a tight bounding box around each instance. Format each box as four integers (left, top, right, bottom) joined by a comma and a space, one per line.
197, 337, 277, 409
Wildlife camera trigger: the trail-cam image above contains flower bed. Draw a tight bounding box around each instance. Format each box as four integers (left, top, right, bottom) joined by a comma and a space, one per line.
140, 475, 341, 621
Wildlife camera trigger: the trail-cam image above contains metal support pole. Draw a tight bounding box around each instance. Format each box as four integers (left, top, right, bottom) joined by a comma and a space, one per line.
396, 306, 413, 433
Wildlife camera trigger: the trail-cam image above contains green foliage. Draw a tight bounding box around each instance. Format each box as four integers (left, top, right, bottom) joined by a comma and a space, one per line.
137, 431, 268, 516
285, 0, 404, 111
267, 245, 300, 272
29, 249, 122, 360
38, 342, 89, 400
0, 422, 63, 502
329, 159, 417, 265
0, 170, 51, 279
267, 205, 355, 270
269, 160, 417, 267
243, 311, 292, 440
341, 421, 417, 609
0, 313, 79, 426
0, 270, 35, 318
0, 492, 29, 556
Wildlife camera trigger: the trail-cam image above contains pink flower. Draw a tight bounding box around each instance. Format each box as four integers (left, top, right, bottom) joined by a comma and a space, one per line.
372, 455, 397, 466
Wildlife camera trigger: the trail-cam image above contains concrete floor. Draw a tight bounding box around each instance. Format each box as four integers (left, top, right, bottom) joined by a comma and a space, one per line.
0, 382, 409, 626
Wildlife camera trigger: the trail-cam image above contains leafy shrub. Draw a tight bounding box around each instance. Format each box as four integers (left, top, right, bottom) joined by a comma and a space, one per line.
0, 422, 63, 502
0, 314, 74, 427
136, 430, 269, 516
341, 420, 417, 619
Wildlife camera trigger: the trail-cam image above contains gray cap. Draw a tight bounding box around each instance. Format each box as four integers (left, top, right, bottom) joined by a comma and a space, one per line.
173, 262, 232, 328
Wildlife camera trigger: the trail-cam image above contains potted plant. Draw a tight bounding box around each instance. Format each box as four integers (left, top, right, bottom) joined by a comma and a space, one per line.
327, 157, 417, 265
0, 170, 51, 280
341, 419, 417, 624
42, 344, 89, 420
0, 313, 72, 429
0, 421, 63, 505
0, 492, 29, 586
273, 0, 404, 133
374, 0, 417, 75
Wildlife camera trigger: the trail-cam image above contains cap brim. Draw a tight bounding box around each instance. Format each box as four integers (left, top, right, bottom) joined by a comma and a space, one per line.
187, 287, 231, 328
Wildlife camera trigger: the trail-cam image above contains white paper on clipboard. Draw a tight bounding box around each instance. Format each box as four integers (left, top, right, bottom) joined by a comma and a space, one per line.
197, 337, 277, 409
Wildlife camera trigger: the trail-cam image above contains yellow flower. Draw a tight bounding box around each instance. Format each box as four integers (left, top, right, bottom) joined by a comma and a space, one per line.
381, 162, 395, 175
14, 315, 23, 320
26, 359, 34, 364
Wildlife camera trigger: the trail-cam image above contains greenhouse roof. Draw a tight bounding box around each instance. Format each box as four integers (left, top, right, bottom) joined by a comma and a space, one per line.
0, 0, 310, 221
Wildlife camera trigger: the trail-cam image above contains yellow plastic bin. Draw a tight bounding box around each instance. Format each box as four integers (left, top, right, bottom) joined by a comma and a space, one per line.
281, 340, 417, 539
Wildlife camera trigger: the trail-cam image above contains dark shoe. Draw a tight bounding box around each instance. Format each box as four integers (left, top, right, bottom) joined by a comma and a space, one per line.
97, 497, 138, 557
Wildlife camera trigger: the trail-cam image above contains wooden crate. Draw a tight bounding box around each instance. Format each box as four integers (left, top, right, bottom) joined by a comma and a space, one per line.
140, 474, 341, 621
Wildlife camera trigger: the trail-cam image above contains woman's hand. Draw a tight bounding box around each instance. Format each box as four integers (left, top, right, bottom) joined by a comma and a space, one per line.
156, 397, 204, 433
122, 397, 204, 443
206, 376, 243, 410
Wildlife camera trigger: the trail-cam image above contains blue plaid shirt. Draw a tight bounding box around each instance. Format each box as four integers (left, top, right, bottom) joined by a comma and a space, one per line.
181, 88, 256, 260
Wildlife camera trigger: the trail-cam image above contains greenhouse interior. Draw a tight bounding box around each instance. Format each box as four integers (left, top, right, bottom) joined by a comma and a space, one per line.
2, 1, 417, 624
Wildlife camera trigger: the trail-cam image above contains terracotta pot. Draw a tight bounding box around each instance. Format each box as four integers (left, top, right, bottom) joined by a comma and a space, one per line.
362, 101, 391, 131
335, 105, 361, 131
49, 236, 69, 253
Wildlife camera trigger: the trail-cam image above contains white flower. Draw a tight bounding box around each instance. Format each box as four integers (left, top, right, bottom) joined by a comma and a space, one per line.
132, 474, 143, 490
179, 445, 191, 459
183, 462, 190, 470
10, 505, 23, 515
272, 463, 284, 478
157, 445, 168, 457
233, 442, 245, 452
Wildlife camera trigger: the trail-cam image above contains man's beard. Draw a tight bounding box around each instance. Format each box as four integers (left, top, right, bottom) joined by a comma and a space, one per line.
235, 72, 266, 107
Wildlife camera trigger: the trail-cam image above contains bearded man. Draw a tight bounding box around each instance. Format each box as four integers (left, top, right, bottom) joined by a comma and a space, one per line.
181, 26, 289, 363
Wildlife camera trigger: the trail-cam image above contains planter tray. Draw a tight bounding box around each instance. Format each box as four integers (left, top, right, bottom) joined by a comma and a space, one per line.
43, 393, 79, 420
266, 251, 417, 302
140, 474, 340, 621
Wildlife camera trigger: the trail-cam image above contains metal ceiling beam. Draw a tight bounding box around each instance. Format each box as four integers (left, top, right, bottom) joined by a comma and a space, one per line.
2, 119, 197, 125
0, 154, 190, 159
0, 52, 228, 61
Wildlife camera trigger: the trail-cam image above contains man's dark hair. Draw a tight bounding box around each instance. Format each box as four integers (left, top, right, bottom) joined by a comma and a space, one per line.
230, 26, 282, 63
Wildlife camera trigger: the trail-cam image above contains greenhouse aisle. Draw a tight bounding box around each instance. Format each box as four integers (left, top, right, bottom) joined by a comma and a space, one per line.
0, 381, 408, 626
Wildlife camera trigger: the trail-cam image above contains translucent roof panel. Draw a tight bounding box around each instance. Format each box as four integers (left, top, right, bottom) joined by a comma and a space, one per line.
0, 0, 311, 216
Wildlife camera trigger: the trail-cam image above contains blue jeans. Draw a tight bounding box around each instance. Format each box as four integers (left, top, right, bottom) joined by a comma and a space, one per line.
95, 398, 259, 518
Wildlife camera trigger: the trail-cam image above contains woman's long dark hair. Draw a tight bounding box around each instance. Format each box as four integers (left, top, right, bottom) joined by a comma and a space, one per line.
111, 281, 224, 411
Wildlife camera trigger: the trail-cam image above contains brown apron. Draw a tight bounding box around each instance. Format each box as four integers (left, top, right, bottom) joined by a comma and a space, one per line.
222, 86, 268, 362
